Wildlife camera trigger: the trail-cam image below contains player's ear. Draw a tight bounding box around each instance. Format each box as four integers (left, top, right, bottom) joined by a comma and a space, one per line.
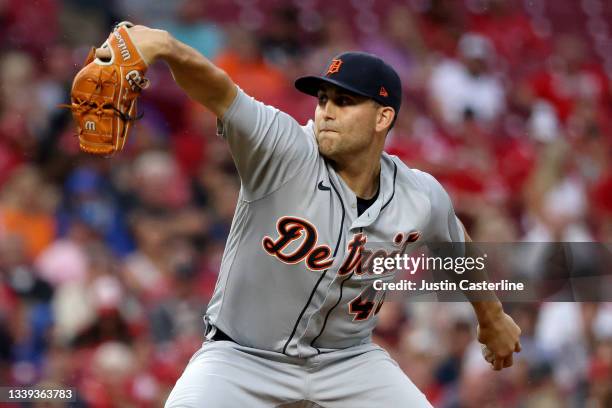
375, 106, 395, 133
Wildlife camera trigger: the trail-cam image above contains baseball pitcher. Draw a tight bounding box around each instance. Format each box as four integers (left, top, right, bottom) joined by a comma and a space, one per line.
94, 24, 521, 408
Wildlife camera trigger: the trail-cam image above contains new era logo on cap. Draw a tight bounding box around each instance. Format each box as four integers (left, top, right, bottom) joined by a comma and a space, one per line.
379, 86, 388, 97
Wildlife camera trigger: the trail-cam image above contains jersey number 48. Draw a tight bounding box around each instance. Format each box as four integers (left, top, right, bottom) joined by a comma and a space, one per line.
348, 285, 386, 321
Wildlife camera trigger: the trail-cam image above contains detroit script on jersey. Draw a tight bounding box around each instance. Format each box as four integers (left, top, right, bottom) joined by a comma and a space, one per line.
262, 216, 423, 275
262, 216, 422, 321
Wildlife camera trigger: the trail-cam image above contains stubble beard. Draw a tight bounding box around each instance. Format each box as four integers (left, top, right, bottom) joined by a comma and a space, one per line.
317, 142, 332, 159
317, 131, 369, 163
316, 131, 337, 159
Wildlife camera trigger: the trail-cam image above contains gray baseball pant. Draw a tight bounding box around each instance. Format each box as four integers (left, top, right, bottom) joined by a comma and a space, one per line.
164, 338, 432, 407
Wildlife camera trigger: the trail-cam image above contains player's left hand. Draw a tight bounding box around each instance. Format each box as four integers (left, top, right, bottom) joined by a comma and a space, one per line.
95, 23, 170, 66
476, 309, 521, 371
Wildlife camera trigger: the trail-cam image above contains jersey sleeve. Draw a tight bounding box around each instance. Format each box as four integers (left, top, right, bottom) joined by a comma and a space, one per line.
217, 87, 317, 201
421, 172, 464, 243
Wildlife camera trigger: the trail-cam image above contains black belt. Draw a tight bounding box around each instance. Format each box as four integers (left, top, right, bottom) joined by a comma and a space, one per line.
211, 328, 235, 342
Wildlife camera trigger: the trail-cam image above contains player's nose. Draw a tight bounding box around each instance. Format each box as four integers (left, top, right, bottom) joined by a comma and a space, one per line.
320, 100, 337, 120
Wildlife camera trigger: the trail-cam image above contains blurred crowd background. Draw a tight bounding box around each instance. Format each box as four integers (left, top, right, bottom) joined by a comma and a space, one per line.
1, 0, 612, 406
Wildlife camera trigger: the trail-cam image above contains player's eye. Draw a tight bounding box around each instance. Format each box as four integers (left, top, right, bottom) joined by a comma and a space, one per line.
317, 94, 328, 105
336, 96, 352, 106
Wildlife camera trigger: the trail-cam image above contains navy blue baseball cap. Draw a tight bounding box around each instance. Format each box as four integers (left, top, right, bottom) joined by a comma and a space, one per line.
295, 51, 402, 115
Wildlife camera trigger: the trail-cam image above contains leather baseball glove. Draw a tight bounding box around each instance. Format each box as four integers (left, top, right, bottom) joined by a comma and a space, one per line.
63, 22, 149, 155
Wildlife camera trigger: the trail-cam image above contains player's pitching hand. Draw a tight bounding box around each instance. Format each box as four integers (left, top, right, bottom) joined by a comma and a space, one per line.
95, 23, 170, 66
476, 309, 521, 371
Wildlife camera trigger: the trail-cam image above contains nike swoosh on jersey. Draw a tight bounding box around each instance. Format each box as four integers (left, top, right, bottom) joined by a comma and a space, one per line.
317, 180, 331, 191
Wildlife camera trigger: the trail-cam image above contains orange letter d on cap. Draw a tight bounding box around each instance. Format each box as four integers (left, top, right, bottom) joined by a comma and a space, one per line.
326, 59, 343, 75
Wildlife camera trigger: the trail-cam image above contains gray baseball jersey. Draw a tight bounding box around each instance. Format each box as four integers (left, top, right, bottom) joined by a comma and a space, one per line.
206, 87, 463, 359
